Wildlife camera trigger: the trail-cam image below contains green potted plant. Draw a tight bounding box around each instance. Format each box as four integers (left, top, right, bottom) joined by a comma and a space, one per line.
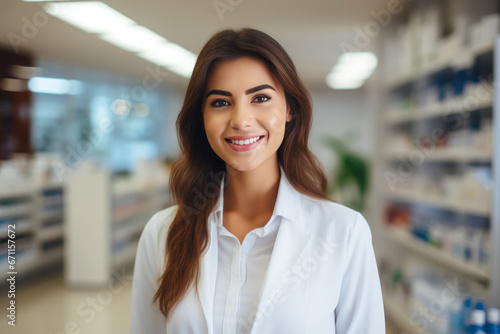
321, 131, 369, 212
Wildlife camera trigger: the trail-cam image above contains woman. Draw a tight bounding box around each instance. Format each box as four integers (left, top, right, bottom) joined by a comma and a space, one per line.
130, 28, 385, 334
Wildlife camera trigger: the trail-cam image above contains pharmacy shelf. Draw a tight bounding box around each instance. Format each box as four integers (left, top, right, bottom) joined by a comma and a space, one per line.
0, 218, 33, 238
112, 220, 146, 244
0, 187, 32, 200
385, 40, 494, 89
38, 224, 64, 243
372, 10, 500, 326
65, 162, 170, 288
384, 189, 490, 217
112, 240, 139, 268
0, 202, 32, 219
381, 227, 490, 283
0, 183, 65, 283
383, 293, 431, 334
385, 147, 492, 163
385, 96, 493, 125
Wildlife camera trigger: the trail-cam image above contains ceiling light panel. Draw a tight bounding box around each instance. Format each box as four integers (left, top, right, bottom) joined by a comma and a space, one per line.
41, 1, 197, 79
100, 25, 166, 52
44, 1, 136, 34
326, 52, 378, 90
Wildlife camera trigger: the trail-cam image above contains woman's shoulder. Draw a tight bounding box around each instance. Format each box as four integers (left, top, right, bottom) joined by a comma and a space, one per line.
299, 194, 369, 238
145, 204, 179, 237
138, 205, 179, 266
300, 194, 359, 222
138, 205, 178, 251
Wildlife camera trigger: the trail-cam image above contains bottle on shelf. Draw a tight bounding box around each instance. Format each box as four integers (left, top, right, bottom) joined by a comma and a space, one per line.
476, 301, 487, 312
449, 300, 465, 334
466, 309, 486, 333
462, 297, 474, 333
485, 308, 500, 334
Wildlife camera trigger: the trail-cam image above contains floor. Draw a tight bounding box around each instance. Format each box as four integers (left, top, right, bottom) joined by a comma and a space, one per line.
1, 266, 400, 334
0, 264, 134, 334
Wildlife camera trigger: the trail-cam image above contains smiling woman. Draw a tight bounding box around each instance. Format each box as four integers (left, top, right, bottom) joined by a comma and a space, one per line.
129, 28, 385, 334
202, 56, 291, 172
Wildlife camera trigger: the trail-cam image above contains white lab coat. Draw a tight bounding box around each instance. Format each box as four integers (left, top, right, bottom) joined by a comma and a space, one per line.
130, 167, 385, 334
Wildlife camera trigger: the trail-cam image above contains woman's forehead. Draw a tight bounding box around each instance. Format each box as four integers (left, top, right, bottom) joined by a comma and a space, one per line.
204, 56, 282, 93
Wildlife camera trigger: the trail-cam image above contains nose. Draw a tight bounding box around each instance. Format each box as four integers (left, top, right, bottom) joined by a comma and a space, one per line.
229, 102, 253, 129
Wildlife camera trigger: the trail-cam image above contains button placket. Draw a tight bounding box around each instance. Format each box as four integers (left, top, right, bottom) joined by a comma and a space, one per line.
222, 237, 242, 334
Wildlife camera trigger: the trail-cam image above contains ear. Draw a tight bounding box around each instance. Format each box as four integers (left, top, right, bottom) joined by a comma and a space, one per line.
286, 106, 292, 123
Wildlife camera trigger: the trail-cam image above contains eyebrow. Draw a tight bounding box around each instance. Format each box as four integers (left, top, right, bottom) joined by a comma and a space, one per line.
205, 84, 276, 98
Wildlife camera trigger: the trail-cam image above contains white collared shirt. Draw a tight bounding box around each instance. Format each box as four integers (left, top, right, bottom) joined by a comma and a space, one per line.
129, 165, 385, 334
209, 165, 295, 333
213, 214, 282, 334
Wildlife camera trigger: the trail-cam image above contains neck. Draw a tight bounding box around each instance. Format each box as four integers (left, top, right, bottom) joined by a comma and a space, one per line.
223, 158, 280, 220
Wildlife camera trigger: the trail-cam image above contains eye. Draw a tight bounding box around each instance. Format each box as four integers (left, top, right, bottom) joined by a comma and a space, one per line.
210, 99, 230, 108
253, 94, 271, 103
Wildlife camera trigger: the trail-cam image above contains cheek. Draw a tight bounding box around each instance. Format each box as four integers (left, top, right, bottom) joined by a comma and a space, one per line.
203, 116, 218, 137
268, 114, 286, 134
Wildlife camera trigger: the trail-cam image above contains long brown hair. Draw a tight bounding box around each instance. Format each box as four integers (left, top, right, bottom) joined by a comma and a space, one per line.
153, 27, 333, 319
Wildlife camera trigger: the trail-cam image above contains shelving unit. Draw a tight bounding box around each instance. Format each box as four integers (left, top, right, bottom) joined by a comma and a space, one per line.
384, 96, 493, 126
381, 227, 490, 282
0, 182, 65, 283
383, 293, 432, 334
370, 2, 500, 332
384, 189, 490, 217
385, 40, 495, 89
65, 161, 170, 288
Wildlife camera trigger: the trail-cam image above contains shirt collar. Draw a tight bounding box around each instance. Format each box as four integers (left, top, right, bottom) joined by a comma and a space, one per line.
209, 164, 301, 226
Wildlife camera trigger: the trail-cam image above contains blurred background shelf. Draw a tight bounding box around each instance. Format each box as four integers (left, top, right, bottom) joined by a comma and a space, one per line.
384, 40, 494, 89
371, 3, 500, 333
0, 183, 65, 282
384, 148, 492, 163
64, 160, 170, 288
381, 227, 490, 283
383, 293, 432, 334
384, 189, 490, 217
385, 96, 493, 126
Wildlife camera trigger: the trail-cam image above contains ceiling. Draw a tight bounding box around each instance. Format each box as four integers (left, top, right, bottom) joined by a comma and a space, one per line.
0, 0, 389, 90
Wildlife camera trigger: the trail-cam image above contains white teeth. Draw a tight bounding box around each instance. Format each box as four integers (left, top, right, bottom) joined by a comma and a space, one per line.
229, 136, 261, 145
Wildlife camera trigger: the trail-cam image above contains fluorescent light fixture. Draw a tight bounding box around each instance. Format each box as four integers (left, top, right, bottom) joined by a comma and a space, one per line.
336, 52, 378, 71
325, 76, 365, 90
100, 25, 166, 52
44, 1, 135, 34
28, 77, 83, 95
41, 1, 197, 78
326, 52, 378, 90
164, 62, 195, 78
139, 42, 196, 78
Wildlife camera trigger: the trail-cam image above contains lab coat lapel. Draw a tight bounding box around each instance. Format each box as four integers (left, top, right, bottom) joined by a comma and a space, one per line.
196, 221, 219, 334
251, 216, 312, 332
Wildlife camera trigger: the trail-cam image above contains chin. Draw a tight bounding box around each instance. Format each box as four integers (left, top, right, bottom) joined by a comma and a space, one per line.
225, 163, 257, 174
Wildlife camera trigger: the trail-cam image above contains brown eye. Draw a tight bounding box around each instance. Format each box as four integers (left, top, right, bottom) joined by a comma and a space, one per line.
211, 99, 229, 107
253, 94, 271, 103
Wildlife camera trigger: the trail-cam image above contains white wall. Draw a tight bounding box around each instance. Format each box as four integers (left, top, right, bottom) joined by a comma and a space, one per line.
308, 86, 373, 176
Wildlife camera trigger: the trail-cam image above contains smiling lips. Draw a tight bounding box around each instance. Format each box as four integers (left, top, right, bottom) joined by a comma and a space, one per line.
225, 135, 264, 151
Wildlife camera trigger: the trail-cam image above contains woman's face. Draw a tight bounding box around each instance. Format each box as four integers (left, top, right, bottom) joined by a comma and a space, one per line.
202, 56, 291, 173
